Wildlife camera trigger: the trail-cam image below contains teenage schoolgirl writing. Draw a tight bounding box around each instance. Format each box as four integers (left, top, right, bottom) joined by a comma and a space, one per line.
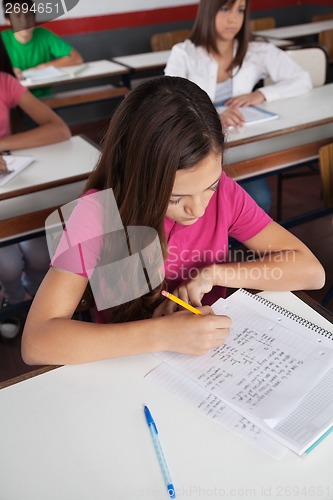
22, 77, 324, 365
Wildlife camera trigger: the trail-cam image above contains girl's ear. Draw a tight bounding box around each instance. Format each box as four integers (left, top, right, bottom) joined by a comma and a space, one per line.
5, 18, 11, 26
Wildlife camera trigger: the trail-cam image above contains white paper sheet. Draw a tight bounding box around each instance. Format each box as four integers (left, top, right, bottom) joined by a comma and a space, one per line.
0, 155, 34, 186
145, 363, 288, 459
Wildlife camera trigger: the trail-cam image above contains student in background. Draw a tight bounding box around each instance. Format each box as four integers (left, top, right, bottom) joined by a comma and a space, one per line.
0, 37, 70, 338
164, 0, 312, 213
1, 0, 83, 96
22, 76, 324, 366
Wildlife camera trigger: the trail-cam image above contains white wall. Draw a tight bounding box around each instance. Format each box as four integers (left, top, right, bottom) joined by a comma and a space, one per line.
0, 0, 198, 24
67, 0, 196, 18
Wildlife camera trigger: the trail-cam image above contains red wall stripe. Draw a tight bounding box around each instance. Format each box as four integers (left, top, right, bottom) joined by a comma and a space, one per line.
252, 0, 300, 8
1, 2, 331, 37
0, 5, 199, 36
46, 5, 198, 36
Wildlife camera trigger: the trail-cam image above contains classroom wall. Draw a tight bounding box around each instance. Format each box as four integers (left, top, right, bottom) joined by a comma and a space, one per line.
1, 0, 333, 58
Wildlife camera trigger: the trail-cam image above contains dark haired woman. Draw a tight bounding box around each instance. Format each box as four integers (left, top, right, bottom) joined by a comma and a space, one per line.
22, 76, 324, 366
165, 0, 312, 211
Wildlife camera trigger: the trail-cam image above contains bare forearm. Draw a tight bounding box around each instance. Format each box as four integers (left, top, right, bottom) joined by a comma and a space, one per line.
22, 316, 162, 366
0, 122, 70, 151
39, 51, 83, 69
212, 251, 325, 291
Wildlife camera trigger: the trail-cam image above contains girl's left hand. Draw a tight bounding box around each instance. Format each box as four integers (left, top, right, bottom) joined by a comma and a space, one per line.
153, 266, 215, 316
224, 91, 265, 108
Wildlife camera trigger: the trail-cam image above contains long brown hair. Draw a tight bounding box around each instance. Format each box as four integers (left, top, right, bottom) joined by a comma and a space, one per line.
190, 0, 251, 71
84, 76, 225, 323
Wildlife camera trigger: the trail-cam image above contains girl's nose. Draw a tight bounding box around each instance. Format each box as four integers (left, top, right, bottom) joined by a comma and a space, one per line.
185, 197, 206, 218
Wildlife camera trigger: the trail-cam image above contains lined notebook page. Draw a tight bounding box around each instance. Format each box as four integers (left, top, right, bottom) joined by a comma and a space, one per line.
145, 363, 288, 459
155, 290, 333, 455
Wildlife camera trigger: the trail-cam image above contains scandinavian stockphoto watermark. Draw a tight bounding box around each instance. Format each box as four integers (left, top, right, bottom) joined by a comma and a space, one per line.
45, 189, 165, 311
4, 0, 80, 31
167, 244, 295, 283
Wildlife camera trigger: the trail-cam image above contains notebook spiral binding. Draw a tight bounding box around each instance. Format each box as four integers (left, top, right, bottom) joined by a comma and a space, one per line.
242, 290, 333, 340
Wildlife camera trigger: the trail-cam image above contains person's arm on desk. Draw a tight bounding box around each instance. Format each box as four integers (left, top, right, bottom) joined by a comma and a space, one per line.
34, 48, 83, 70
155, 221, 325, 314
0, 89, 70, 152
21, 269, 231, 365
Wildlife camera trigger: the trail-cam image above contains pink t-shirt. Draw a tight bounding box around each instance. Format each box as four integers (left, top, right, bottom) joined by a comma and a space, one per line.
0, 72, 26, 138
51, 172, 271, 310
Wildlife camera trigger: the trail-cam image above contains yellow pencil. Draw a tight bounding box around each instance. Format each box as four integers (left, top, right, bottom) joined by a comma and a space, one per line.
161, 290, 203, 315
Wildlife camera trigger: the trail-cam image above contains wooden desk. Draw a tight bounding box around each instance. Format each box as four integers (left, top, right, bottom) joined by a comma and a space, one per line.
0, 136, 101, 243
0, 291, 332, 500
256, 20, 333, 40
223, 84, 333, 181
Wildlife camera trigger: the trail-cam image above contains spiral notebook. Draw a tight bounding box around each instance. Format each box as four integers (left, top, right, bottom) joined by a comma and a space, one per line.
150, 290, 333, 456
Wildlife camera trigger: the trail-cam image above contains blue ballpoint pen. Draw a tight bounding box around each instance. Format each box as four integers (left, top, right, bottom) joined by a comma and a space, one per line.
144, 405, 176, 499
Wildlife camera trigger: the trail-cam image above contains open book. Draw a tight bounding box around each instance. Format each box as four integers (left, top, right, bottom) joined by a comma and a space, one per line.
21, 64, 90, 84
22, 66, 67, 82
215, 103, 279, 126
0, 155, 34, 186
147, 290, 333, 457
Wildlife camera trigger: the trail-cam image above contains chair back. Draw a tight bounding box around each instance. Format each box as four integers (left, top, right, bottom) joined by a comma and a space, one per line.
264, 46, 327, 87
150, 29, 191, 52
319, 143, 333, 208
312, 13, 333, 22
319, 29, 333, 63
286, 46, 327, 87
250, 17, 276, 31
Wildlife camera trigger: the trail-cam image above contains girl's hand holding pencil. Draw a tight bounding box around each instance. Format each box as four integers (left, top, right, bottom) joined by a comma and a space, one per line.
152, 290, 231, 356
155, 295, 231, 355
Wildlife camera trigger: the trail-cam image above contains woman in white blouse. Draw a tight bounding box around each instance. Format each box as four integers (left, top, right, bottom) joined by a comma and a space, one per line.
165, 0, 312, 212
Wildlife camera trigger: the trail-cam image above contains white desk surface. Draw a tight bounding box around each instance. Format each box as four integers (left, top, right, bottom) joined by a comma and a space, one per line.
256, 19, 333, 40
223, 84, 333, 178
226, 83, 333, 145
0, 291, 332, 500
253, 37, 294, 47
0, 135, 100, 221
21, 59, 129, 89
113, 50, 171, 70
